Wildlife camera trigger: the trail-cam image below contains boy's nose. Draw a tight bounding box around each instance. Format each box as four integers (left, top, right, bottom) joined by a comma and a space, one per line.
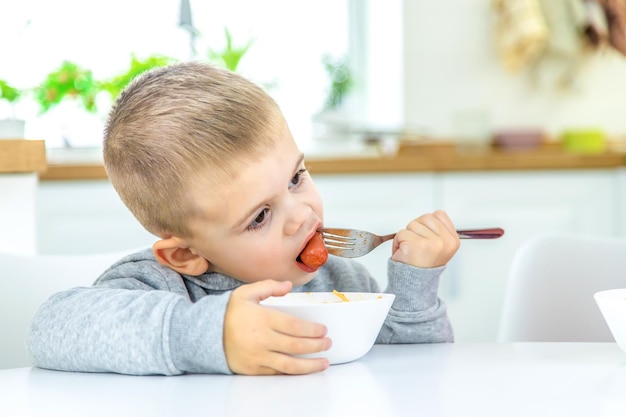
283, 202, 312, 236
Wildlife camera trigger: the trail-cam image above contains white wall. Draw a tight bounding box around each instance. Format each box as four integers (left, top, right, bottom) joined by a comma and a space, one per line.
401, 0, 626, 138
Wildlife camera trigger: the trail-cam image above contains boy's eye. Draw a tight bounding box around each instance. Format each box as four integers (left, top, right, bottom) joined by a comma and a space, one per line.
290, 169, 307, 188
249, 208, 269, 230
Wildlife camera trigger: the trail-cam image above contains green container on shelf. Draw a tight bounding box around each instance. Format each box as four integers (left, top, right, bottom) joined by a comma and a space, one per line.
561, 129, 606, 154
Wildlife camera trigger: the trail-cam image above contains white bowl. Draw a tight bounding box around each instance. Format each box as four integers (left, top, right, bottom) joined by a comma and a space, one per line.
261, 292, 395, 365
594, 289, 626, 352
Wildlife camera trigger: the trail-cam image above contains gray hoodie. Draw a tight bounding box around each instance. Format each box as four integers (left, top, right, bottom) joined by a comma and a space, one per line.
27, 249, 453, 375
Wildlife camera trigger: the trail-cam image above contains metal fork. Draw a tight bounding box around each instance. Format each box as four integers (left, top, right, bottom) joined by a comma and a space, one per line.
319, 227, 504, 258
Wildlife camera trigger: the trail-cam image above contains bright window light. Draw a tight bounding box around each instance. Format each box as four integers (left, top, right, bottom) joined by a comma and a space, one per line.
0, 0, 349, 149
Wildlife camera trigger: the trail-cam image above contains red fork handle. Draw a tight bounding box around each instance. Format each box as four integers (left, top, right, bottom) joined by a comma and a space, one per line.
456, 228, 504, 239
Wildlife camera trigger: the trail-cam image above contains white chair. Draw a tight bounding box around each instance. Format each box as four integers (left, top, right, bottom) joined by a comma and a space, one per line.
0, 248, 143, 369
498, 233, 626, 342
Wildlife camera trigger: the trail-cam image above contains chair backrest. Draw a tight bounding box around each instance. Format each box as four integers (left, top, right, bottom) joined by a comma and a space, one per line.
498, 233, 626, 342
0, 248, 142, 369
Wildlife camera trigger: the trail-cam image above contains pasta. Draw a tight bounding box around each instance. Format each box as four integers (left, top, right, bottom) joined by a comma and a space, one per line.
332, 289, 350, 302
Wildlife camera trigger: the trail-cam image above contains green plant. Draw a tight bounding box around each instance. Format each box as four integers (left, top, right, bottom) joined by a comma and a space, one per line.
207, 28, 253, 72
321, 53, 353, 111
0, 79, 22, 119
34, 61, 99, 114
0, 79, 21, 104
100, 54, 175, 101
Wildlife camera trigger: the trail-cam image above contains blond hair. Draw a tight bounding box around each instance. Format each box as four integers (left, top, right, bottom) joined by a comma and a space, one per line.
103, 61, 281, 237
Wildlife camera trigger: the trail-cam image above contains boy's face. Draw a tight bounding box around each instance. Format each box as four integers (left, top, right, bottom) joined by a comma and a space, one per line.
186, 121, 325, 286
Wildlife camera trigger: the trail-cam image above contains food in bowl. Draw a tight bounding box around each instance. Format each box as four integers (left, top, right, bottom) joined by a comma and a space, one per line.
594, 288, 626, 353
261, 291, 395, 364
332, 289, 350, 302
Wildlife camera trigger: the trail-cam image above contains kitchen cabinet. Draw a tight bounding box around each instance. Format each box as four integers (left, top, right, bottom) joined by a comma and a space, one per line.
435, 170, 619, 341
36, 180, 155, 254
1, 175, 39, 254
0, 140, 46, 254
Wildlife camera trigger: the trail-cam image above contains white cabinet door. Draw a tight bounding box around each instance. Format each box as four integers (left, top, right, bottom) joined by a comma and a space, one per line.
313, 173, 435, 289
36, 181, 155, 255
0, 174, 38, 254
618, 168, 626, 235
436, 169, 620, 342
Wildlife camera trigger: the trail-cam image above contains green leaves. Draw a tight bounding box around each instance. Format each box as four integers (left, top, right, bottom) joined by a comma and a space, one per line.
99, 54, 174, 100
322, 54, 353, 111
1, 27, 251, 116
207, 28, 253, 72
0, 80, 21, 104
30, 54, 174, 114
34, 61, 98, 113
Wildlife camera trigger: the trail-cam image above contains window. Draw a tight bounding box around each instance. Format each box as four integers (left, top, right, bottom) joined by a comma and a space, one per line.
1, 0, 350, 149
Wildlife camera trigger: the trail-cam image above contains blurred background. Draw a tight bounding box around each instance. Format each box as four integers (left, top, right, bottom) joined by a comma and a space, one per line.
2, 0, 626, 149
3, 0, 626, 343
0, 0, 352, 148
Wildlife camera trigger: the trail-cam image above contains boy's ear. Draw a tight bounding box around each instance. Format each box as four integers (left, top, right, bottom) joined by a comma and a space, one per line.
152, 237, 210, 276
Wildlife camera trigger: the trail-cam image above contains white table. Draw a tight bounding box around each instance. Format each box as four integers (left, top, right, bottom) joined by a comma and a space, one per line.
0, 343, 624, 417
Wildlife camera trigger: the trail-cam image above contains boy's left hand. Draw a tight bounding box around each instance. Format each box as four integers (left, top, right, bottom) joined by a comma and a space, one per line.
223, 280, 331, 375
391, 210, 460, 268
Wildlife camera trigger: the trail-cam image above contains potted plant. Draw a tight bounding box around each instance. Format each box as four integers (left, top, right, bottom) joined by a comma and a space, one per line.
320, 53, 353, 112
30, 61, 104, 147
0, 79, 25, 139
33, 61, 99, 114
312, 53, 354, 141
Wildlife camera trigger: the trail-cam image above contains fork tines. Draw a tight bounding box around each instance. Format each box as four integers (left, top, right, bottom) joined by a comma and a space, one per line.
321, 230, 356, 250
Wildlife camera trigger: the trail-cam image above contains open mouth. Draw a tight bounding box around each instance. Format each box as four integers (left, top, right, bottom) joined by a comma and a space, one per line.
297, 231, 329, 269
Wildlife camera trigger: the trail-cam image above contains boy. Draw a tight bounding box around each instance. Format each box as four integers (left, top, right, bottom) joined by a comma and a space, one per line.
27, 62, 459, 376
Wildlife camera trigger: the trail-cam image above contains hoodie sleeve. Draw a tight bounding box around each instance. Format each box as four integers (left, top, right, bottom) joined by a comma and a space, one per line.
26, 253, 233, 375
376, 259, 454, 344
307, 257, 453, 345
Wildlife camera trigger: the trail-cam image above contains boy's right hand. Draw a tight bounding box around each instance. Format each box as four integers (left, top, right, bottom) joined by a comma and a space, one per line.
223, 280, 331, 375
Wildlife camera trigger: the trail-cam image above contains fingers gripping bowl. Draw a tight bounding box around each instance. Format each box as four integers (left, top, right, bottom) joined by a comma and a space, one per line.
261, 292, 395, 365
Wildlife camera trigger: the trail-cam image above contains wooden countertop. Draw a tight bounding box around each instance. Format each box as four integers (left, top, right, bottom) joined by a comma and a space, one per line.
0, 140, 47, 174
38, 141, 626, 181
307, 147, 626, 173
